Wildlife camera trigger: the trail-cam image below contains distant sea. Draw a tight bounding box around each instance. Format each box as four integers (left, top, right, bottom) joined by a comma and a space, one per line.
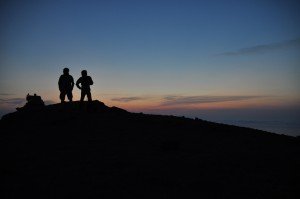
216, 120, 300, 137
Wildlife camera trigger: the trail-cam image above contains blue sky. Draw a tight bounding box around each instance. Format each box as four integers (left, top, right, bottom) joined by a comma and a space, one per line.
1, 0, 300, 134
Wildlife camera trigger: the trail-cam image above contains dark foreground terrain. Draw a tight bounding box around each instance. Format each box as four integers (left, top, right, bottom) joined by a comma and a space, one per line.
1, 101, 299, 198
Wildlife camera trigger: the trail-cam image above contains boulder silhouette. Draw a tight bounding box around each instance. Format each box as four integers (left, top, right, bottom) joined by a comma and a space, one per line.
16, 93, 45, 111
1, 100, 299, 198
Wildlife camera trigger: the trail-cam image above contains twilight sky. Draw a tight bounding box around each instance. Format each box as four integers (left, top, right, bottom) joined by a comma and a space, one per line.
1, 0, 300, 134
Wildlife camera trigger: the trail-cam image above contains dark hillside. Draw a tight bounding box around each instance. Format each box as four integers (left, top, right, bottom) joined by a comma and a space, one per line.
1, 101, 299, 198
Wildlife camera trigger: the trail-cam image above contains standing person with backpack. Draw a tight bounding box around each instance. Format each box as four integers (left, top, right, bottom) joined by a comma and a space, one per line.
58, 68, 74, 103
76, 70, 94, 102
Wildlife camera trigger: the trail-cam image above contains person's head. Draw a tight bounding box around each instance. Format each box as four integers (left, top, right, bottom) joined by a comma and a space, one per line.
81, 70, 87, 77
63, 68, 69, 75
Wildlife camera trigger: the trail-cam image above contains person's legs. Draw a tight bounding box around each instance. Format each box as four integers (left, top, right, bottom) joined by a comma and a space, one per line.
87, 91, 92, 102
80, 91, 86, 102
86, 91, 93, 112
67, 90, 73, 102
60, 91, 66, 103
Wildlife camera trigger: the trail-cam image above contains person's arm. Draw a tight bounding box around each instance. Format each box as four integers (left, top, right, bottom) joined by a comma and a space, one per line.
70, 76, 74, 90
58, 76, 62, 91
76, 78, 82, 89
89, 77, 94, 85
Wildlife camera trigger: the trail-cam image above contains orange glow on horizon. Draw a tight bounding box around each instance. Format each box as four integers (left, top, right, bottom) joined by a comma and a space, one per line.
6, 92, 297, 113
101, 96, 299, 112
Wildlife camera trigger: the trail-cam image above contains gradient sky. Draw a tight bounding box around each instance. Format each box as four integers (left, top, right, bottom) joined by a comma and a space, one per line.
1, 0, 300, 134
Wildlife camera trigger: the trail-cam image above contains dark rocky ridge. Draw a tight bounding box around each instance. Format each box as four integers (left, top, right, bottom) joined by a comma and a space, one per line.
1, 100, 299, 198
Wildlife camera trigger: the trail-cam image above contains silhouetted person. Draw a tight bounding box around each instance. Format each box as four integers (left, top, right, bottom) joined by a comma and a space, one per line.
58, 68, 74, 103
76, 70, 93, 102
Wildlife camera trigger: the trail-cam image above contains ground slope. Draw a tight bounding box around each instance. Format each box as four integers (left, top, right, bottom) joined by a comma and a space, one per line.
1, 101, 299, 198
